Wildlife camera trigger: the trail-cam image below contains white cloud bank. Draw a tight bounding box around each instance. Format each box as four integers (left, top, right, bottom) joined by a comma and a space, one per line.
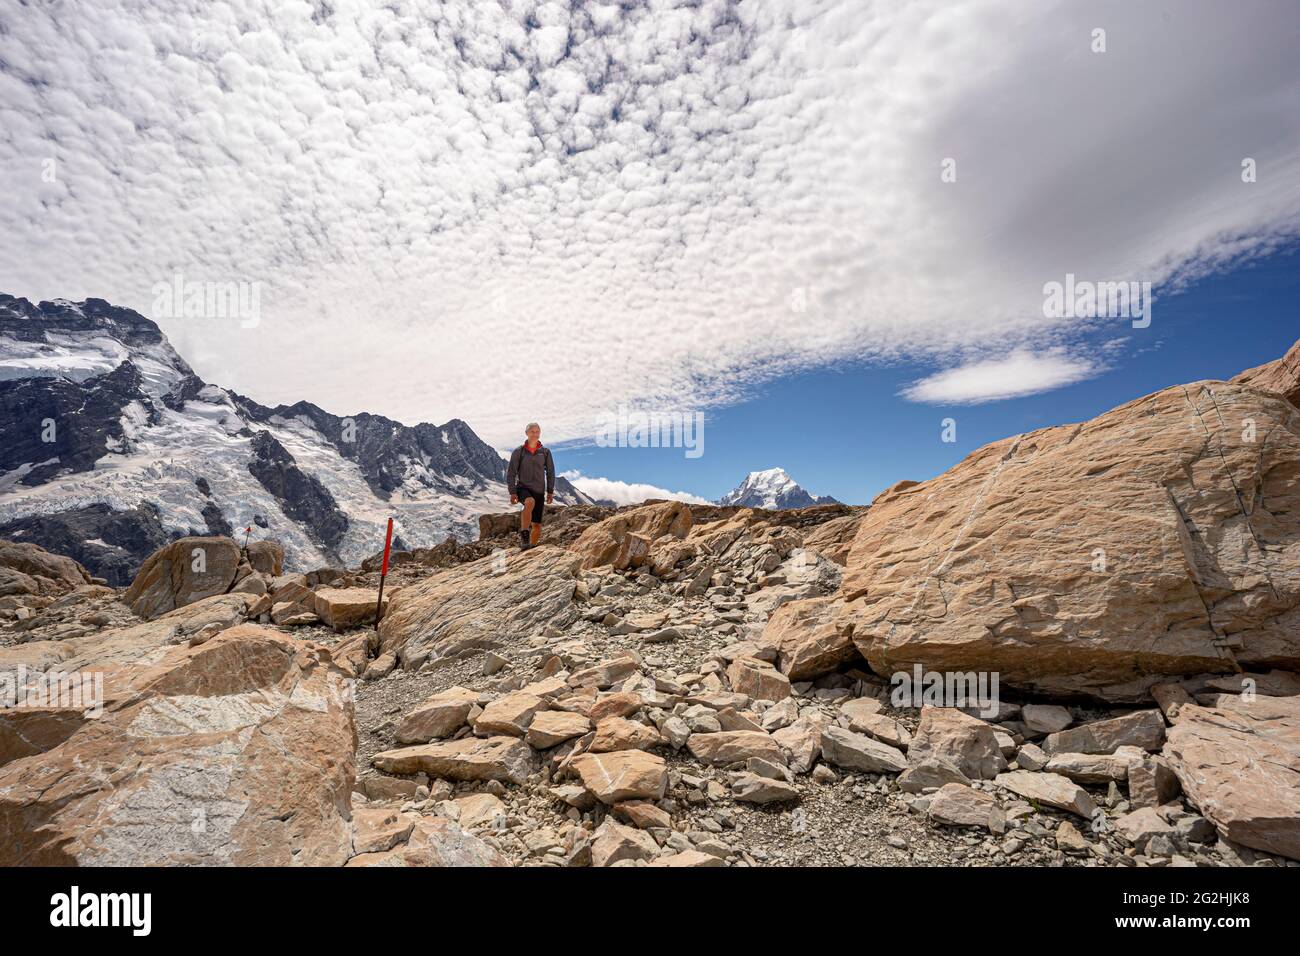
561, 471, 710, 507
901, 351, 1100, 404
1, 0, 1298, 442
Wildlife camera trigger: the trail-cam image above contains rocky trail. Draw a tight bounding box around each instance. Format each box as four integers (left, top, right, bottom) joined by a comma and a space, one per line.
1, 339, 1298, 868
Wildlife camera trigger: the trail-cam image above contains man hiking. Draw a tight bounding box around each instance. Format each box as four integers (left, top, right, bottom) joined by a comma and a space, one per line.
507, 422, 555, 550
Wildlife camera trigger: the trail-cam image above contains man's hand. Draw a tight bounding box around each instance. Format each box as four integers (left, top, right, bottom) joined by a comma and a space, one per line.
546, 494, 554, 505
510, 494, 518, 505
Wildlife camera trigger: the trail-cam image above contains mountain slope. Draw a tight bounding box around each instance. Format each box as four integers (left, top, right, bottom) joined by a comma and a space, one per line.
717, 467, 841, 510
0, 294, 590, 582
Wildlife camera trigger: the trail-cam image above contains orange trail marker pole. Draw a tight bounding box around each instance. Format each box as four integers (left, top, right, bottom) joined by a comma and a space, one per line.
374, 518, 393, 633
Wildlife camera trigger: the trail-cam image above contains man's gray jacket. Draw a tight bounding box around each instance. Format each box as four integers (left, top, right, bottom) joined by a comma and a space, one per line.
507, 443, 555, 496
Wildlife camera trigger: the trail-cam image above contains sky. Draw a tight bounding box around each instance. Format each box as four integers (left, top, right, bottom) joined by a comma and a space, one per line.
1, 0, 1298, 505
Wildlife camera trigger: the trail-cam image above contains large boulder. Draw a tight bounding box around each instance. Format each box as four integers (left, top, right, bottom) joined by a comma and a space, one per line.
1163, 694, 1300, 860
313, 587, 387, 631
839, 356, 1300, 702
568, 500, 692, 570
0, 539, 95, 595
760, 596, 860, 680
123, 536, 244, 619
907, 707, 1006, 780
0, 625, 357, 865
376, 547, 580, 670
1, 591, 258, 765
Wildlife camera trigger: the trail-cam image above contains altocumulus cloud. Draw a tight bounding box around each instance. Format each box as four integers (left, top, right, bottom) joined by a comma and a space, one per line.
2, 0, 1298, 444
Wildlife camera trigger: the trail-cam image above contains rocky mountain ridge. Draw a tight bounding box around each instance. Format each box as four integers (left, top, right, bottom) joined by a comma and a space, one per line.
0, 294, 590, 583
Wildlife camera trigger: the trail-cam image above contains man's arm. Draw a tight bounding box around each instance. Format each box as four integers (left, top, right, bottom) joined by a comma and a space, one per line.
545, 449, 556, 496
506, 447, 520, 496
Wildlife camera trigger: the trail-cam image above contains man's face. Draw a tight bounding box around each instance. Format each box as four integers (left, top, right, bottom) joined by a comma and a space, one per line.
527, 426, 540, 443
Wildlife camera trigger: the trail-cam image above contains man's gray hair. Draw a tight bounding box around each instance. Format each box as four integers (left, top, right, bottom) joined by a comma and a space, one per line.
525, 422, 540, 432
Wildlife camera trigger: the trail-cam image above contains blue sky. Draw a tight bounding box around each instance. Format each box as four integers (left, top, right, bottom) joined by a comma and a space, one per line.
557, 245, 1299, 504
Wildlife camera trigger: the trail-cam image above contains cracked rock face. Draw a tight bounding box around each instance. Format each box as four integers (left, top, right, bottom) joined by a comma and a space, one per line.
377, 547, 581, 670
1163, 694, 1300, 860
0, 625, 357, 866
838, 378, 1300, 701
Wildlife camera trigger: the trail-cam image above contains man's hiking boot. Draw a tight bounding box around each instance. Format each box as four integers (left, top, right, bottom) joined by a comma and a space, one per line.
519, 530, 531, 550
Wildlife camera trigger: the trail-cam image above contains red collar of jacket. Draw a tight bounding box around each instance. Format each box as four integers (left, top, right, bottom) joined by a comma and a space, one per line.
523, 442, 545, 453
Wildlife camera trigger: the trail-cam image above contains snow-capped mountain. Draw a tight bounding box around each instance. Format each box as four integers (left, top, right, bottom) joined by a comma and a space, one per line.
0, 294, 590, 583
716, 467, 841, 510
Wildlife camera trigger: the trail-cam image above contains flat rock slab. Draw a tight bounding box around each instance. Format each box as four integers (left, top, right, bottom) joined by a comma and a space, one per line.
313, 587, 387, 631
372, 736, 533, 785
821, 725, 907, 773
928, 783, 1004, 832
1163, 695, 1300, 861
1043, 710, 1165, 755
570, 750, 668, 805
994, 770, 1097, 819
687, 730, 786, 767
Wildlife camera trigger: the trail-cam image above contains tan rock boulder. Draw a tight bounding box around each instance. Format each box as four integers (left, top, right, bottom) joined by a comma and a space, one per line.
820, 726, 908, 773
1128, 754, 1181, 809
1042, 710, 1165, 755
761, 596, 860, 680
650, 849, 726, 867
351, 807, 417, 855
570, 750, 668, 804
1, 592, 257, 764
313, 587, 387, 631
687, 730, 786, 767
525, 710, 592, 748
590, 716, 662, 752
928, 783, 1005, 831
726, 656, 791, 702
994, 770, 1097, 819
474, 692, 544, 738
772, 714, 830, 773
0, 626, 357, 865
1162, 695, 1300, 860
123, 536, 244, 620
377, 548, 580, 670
245, 540, 285, 576
371, 736, 533, 785
569, 500, 693, 570
394, 687, 479, 744
908, 707, 1007, 780
0, 540, 94, 594
839, 359, 1300, 701
591, 819, 658, 866
588, 692, 643, 723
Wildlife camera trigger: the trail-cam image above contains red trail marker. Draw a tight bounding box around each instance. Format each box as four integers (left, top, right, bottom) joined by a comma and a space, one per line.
374, 517, 394, 633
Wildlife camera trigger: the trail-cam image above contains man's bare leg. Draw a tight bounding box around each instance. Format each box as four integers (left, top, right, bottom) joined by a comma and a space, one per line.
519, 497, 535, 548
530, 522, 541, 546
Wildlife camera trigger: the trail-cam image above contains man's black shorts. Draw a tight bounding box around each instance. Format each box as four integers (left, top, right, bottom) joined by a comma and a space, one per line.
518, 487, 546, 524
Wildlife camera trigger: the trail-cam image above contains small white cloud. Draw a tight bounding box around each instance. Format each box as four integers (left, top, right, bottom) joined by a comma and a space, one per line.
561, 470, 709, 506
900, 351, 1100, 405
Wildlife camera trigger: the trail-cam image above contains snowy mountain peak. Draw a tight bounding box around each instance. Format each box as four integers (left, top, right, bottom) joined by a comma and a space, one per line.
717, 467, 841, 510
